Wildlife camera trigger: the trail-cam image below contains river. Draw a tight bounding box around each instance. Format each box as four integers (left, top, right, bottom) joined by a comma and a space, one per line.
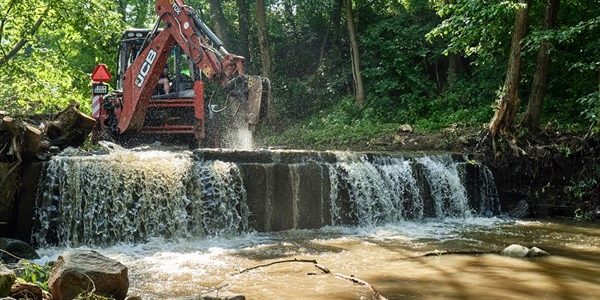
36, 218, 600, 299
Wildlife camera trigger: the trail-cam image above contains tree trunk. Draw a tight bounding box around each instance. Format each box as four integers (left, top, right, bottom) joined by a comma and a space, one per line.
331, 0, 344, 51
116, 0, 127, 22
344, 0, 365, 106
318, 28, 330, 68
283, 0, 298, 38
208, 0, 231, 47
255, 0, 272, 78
520, 0, 560, 132
447, 53, 459, 86
133, 1, 150, 28
489, 0, 529, 138
236, 0, 250, 63
0, 6, 49, 67
318, 0, 344, 66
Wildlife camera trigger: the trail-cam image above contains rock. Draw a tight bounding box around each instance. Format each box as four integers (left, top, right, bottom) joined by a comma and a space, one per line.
527, 247, 550, 257
197, 291, 246, 300
48, 250, 128, 300
10, 278, 51, 300
508, 199, 529, 219
397, 124, 413, 134
500, 244, 530, 258
0, 238, 40, 263
125, 296, 142, 300
0, 264, 16, 297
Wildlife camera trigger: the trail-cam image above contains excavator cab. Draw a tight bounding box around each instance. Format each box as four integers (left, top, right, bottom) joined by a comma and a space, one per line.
117, 29, 197, 98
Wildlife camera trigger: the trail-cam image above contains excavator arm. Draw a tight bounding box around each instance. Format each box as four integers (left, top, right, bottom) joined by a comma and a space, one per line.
102, 0, 269, 144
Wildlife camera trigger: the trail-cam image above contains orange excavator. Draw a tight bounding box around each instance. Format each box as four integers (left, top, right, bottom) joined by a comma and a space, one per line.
91, 0, 269, 147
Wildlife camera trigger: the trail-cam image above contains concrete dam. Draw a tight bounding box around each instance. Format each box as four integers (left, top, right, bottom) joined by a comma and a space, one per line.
31, 147, 500, 247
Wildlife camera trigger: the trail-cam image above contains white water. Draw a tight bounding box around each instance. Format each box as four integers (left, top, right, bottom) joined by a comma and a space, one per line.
34, 149, 500, 247
35, 149, 248, 247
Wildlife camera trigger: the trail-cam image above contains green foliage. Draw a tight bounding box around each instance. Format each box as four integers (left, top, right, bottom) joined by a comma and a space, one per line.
260, 97, 398, 147
0, 0, 599, 138
15, 260, 52, 291
578, 92, 600, 130
428, 0, 520, 65
0, 0, 124, 115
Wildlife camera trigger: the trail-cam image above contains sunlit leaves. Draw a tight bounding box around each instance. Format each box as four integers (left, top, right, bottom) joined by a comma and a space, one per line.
0, 0, 123, 115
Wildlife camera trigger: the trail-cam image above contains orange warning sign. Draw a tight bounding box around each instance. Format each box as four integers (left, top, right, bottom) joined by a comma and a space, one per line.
91, 64, 112, 82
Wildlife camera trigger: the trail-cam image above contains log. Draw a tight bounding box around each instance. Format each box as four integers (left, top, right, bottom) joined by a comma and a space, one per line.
20, 124, 42, 158
45, 103, 96, 149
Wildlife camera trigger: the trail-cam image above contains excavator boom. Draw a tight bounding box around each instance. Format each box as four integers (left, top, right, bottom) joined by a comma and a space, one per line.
92, 0, 269, 147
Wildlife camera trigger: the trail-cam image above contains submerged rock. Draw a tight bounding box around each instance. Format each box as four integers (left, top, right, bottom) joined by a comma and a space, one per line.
48, 250, 128, 300
0, 238, 40, 263
500, 244, 550, 258
527, 247, 550, 257
500, 244, 530, 257
197, 291, 246, 300
0, 264, 16, 297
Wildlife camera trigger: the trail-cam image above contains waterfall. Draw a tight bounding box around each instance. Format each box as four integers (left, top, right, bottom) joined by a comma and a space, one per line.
34, 149, 500, 246
34, 150, 248, 247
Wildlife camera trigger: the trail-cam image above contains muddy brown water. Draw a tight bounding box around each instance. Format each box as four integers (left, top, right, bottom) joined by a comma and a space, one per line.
37, 218, 600, 299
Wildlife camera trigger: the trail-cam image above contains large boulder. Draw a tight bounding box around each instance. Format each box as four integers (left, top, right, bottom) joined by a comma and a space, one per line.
0, 238, 40, 263
48, 250, 128, 300
0, 264, 16, 297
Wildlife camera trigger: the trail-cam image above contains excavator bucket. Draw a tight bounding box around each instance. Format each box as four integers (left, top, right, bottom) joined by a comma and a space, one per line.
246, 75, 271, 129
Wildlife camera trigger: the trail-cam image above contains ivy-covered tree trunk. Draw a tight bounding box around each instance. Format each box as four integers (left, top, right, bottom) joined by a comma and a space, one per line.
489, 0, 529, 138
520, 0, 560, 132
208, 0, 231, 47
255, 0, 272, 78
236, 0, 250, 64
344, 0, 365, 106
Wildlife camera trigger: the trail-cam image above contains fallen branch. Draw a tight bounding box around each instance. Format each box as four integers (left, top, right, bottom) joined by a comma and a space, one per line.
0, 249, 24, 261
236, 258, 318, 274
201, 283, 230, 296
313, 264, 388, 300
418, 250, 496, 257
